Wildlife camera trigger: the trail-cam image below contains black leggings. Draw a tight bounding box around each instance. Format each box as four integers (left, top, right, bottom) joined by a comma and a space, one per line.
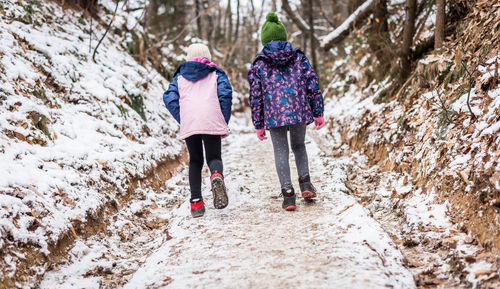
185, 134, 223, 201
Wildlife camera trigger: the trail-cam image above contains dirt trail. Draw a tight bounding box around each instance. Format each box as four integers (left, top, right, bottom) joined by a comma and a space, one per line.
40, 120, 415, 289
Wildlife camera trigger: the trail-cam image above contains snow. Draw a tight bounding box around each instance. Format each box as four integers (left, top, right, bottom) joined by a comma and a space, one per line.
451, 89, 482, 116
0, 0, 182, 275
478, 55, 500, 82
404, 188, 451, 229
449, 154, 471, 169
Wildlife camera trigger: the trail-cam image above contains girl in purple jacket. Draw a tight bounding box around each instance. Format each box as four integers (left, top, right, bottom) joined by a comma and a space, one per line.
248, 13, 325, 211
164, 44, 233, 218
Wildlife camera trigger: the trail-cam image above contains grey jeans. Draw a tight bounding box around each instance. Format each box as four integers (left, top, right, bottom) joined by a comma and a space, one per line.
269, 124, 310, 190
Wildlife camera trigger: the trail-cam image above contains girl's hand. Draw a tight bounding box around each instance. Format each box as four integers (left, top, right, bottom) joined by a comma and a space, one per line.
256, 129, 267, 141
314, 117, 325, 130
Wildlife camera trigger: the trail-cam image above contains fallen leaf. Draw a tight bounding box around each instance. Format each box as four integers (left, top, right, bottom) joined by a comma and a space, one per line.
459, 170, 470, 184
97, 160, 107, 168
165, 229, 173, 240
455, 45, 463, 69
14, 131, 26, 142
29, 185, 43, 198
64, 197, 75, 206
69, 225, 77, 238
428, 225, 446, 232
13, 218, 20, 229
336, 204, 354, 215
474, 269, 496, 277
407, 259, 423, 267
490, 171, 500, 187
465, 256, 476, 263
467, 124, 475, 134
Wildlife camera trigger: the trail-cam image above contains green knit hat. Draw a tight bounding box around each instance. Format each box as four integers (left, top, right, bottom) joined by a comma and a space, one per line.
260, 12, 287, 46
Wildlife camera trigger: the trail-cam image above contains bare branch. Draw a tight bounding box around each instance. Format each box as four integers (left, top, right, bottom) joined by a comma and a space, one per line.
92, 0, 121, 63
320, 0, 373, 50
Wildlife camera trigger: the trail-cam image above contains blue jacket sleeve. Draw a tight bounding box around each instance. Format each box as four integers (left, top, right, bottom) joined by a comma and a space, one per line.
247, 63, 265, 130
301, 54, 324, 118
163, 74, 181, 123
216, 69, 233, 124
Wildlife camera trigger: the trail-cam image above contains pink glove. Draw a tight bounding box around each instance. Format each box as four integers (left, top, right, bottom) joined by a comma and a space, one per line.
314, 117, 325, 130
256, 129, 267, 141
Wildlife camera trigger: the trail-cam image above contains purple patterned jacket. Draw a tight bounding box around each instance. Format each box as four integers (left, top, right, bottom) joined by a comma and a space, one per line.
247, 41, 324, 130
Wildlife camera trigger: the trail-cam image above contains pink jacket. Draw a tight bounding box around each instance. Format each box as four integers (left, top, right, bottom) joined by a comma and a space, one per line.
177, 58, 229, 139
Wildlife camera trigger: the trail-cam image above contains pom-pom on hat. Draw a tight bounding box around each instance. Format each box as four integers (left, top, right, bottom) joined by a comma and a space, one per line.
260, 12, 288, 46
186, 43, 212, 61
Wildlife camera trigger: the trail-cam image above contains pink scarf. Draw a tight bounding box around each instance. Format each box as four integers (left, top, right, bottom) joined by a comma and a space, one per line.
187, 57, 218, 67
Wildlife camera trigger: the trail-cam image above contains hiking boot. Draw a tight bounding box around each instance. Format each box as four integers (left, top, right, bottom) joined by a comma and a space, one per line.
299, 175, 317, 200
211, 171, 228, 209
281, 188, 296, 211
190, 199, 205, 218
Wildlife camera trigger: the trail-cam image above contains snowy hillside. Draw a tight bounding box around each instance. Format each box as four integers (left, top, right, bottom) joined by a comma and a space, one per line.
0, 0, 183, 285
315, 1, 499, 286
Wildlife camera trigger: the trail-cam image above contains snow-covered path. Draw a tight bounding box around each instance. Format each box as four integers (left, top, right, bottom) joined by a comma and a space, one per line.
41, 118, 415, 289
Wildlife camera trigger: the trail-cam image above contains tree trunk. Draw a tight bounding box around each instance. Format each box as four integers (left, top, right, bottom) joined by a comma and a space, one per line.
226, 0, 232, 44
202, 0, 213, 43
195, 0, 202, 37
337, 0, 351, 57
348, 0, 365, 14
308, 0, 318, 71
216, 4, 222, 43
435, 0, 445, 49
368, 0, 390, 69
314, 0, 335, 27
282, 0, 321, 45
235, 0, 240, 41
340, 0, 350, 21
401, 0, 416, 78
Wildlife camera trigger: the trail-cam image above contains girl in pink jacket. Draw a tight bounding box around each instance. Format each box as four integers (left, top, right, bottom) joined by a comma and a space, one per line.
163, 44, 233, 218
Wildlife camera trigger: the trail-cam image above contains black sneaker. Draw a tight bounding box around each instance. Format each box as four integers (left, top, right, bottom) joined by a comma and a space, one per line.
299, 175, 317, 200
281, 188, 296, 211
211, 171, 228, 209
190, 199, 205, 218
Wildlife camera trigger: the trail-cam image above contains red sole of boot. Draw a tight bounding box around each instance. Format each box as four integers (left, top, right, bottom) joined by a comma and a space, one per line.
302, 191, 317, 199
283, 205, 296, 211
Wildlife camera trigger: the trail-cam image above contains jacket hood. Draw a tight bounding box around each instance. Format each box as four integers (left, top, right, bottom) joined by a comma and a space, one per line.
175, 60, 219, 82
255, 41, 299, 66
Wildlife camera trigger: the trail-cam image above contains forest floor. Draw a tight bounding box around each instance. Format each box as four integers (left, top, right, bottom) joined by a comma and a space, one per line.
39, 113, 417, 289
